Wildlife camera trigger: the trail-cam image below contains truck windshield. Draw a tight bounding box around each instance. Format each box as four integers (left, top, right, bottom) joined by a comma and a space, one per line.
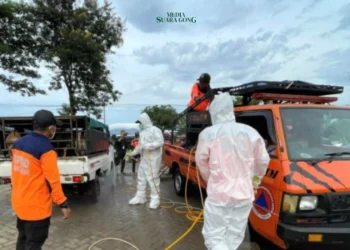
280, 107, 350, 161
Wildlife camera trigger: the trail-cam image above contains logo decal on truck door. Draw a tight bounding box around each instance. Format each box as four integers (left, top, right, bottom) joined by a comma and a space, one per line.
252, 186, 274, 220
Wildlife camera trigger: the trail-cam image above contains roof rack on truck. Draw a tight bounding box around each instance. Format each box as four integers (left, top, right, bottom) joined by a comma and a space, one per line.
171, 80, 344, 145
230, 80, 343, 105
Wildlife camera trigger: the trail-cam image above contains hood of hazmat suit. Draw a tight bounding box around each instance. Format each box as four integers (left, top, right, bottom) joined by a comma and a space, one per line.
137, 112, 153, 129
195, 93, 270, 250
129, 113, 164, 209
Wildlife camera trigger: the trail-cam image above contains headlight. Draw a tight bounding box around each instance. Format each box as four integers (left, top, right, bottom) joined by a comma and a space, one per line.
299, 196, 318, 211
282, 194, 299, 214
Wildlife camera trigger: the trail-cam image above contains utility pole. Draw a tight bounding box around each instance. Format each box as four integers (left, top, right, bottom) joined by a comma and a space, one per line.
103, 106, 106, 124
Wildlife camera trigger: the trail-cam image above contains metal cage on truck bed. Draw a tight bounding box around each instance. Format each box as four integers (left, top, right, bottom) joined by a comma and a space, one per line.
0, 115, 110, 159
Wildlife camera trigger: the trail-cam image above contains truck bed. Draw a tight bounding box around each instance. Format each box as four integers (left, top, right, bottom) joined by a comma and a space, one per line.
163, 141, 206, 189
0, 115, 110, 159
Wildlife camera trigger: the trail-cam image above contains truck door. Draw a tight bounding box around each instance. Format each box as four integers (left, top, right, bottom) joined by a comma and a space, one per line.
235, 110, 283, 241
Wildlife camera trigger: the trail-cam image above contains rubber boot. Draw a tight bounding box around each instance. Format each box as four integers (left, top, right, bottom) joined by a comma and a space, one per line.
149, 185, 160, 209
129, 190, 147, 205
149, 197, 160, 209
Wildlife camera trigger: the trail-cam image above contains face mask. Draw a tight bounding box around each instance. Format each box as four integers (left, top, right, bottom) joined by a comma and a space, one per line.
139, 124, 145, 131
49, 126, 56, 140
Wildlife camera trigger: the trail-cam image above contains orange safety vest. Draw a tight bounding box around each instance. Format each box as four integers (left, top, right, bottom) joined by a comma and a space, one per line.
187, 83, 210, 111
11, 132, 67, 221
131, 139, 139, 148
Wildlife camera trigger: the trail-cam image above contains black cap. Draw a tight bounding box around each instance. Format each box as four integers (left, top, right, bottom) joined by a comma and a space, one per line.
197, 73, 211, 83
33, 110, 63, 128
135, 120, 141, 123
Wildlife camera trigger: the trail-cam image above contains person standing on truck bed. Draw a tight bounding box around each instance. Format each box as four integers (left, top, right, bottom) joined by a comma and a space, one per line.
11, 109, 71, 250
130, 132, 140, 174
195, 93, 270, 250
128, 113, 164, 209
188, 73, 213, 111
115, 130, 128, 175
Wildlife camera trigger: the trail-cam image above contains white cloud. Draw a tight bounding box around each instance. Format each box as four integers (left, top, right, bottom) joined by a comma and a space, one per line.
1, 0, 350, 125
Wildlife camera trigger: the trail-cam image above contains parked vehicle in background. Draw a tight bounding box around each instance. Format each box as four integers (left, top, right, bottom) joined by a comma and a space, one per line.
164, 80, 350, 249
0, 115, 114, 203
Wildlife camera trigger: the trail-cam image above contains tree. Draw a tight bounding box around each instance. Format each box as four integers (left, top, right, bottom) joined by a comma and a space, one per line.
0, 1, 46, 96
175, 116, 186, 135
234, 96, 260, 105
33, 0, 125, 118
141, 105, 178, 131
57, 103, 72, 116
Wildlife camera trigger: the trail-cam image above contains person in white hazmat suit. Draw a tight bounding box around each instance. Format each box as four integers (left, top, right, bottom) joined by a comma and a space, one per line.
128, 113, 164, 209
195, 92, 270, 250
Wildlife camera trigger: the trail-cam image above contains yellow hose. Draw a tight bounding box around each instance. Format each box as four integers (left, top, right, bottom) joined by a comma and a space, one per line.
163, 146, 205, 250
88, 238, 140, 250
89, 146, 205, 250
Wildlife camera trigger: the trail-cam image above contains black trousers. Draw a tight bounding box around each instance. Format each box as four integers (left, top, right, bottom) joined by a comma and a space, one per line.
16, 217, 50, 250
116, 152, 126, 173
131, 155, 140, 173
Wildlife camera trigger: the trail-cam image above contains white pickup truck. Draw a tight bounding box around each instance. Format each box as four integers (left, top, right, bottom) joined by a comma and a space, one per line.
0, 115, 115, 203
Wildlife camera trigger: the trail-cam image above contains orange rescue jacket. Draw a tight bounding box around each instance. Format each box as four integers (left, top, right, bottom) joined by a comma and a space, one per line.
188, 83, 211, 111
131, 139, 139, 148
11, 132, 67, 221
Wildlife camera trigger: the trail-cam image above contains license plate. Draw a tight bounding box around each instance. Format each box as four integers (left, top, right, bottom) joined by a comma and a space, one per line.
64, 177, 72, 181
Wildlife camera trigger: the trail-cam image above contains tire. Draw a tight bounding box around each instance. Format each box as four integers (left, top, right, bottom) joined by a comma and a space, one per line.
88, 178, 100, 204
174, 168, 186, 197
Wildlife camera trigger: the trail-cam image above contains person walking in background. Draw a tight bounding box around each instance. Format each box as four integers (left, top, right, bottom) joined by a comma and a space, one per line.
11, 110, 71, 250
115, 130, 128, 175
130, 132, 140, 174
195, 93, 270, 250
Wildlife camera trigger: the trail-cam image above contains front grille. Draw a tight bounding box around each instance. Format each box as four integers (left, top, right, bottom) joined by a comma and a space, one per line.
330, 194, 350, 211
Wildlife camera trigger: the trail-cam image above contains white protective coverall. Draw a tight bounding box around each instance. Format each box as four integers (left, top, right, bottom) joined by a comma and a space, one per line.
195, 93, 270, 250
129, 113, 164, 209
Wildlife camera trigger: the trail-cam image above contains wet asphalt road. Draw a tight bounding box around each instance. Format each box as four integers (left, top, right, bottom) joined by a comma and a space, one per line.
0, 163, 345, 250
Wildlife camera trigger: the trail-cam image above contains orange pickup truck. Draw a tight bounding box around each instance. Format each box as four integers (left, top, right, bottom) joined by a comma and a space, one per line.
164, 80, 350, 249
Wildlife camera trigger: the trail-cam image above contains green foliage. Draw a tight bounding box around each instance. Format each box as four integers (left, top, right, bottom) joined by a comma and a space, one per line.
175, 116, 186, 136
32, 0, 125, 118
141, 105, 178, 131
57, 103, 72, 116
234, 96, 260, 105
0, 1, 46, 96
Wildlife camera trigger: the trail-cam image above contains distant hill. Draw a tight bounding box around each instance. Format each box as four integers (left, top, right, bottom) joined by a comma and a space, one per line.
110, 128, 139, 136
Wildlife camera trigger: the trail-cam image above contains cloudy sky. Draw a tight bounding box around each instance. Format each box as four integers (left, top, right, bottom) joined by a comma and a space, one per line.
1, 0, 350, 128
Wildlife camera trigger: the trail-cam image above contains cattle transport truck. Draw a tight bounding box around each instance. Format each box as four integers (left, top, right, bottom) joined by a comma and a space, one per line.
0, 115, 115, 203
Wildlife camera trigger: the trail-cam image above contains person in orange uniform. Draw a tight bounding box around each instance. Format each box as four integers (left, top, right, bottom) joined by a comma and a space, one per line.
11, 110, 71, 250
188, 73, 212, 111
130, 132, 140, 173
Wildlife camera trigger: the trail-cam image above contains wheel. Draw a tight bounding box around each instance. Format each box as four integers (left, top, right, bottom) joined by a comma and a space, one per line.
88, 178, 100, 204
174, 168, 186, 197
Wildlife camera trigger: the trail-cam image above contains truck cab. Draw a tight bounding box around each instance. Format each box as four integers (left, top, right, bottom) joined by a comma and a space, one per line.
164, 80, 350, 249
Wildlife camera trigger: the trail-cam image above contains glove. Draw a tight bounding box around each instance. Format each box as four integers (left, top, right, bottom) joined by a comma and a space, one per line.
253, 176, 261, 190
